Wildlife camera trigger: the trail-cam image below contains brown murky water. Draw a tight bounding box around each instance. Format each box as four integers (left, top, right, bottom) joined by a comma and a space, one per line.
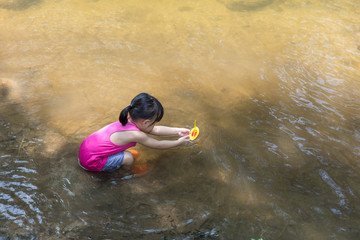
1, 0, 360, 239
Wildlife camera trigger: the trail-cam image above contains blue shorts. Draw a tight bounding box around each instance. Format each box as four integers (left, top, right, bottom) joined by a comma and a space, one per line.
101, 151, 124, 172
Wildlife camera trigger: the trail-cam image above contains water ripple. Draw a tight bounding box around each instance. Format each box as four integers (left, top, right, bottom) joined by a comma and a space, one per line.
318, 169, 347, 208
0, 155, 43, 231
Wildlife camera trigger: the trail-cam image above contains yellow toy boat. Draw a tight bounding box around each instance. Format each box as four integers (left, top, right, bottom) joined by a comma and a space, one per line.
189, 120, 199, 141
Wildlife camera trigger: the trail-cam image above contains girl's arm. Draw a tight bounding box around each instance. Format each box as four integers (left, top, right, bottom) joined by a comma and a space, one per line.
133, 131, 190, 149
150, 126, 190, 136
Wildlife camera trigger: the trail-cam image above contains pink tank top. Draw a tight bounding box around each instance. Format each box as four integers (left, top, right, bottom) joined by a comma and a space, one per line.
79, 121, 140, 171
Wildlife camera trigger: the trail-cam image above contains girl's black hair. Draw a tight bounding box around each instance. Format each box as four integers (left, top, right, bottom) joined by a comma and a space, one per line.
119, 93, 164, 126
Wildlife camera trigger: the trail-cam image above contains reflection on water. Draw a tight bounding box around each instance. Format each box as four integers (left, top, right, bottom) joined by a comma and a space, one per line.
1, 0, 360, 238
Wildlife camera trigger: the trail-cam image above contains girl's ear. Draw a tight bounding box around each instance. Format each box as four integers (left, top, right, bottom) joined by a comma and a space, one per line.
143, 119, 151, 126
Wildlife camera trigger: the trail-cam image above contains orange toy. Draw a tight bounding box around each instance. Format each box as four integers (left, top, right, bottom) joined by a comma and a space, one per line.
189, 120, 199, 141
128, 150, 148, 176
128, 149, 139, 159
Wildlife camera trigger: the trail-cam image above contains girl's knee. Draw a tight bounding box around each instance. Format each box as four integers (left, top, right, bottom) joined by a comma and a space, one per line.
122, 151, 135, 167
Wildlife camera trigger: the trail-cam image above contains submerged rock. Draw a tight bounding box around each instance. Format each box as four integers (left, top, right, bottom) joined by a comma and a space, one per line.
62, 220, 87, 234
0, 0, 41, 10
219, 0, 274, 12
0, 78, 22, 102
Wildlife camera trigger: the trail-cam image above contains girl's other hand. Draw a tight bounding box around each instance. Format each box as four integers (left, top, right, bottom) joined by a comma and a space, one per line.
178, 128, 191, 136
178, 135, 190, 145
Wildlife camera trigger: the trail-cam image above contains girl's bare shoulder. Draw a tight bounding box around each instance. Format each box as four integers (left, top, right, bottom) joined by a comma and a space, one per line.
110, 130, 145, 145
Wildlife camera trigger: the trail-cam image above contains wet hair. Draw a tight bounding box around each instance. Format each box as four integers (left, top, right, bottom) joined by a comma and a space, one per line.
119, 93, 164, 126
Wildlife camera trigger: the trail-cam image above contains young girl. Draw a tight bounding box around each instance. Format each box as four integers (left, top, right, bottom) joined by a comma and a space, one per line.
78, 93, 190, 172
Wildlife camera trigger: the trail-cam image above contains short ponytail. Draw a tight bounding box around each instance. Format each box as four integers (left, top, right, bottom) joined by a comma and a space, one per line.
119, 105, 131, 126
119, 93, 164, 126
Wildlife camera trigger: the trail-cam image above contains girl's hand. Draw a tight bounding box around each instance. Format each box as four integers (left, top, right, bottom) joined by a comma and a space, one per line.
178, 135, 190, 145
177, 128, 191, 137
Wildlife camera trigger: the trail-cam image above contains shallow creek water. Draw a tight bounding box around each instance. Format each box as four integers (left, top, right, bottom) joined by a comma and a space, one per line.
1, 0, 360, 239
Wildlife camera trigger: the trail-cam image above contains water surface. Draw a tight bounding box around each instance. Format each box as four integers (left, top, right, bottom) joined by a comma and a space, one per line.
1, 0, 360, 239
